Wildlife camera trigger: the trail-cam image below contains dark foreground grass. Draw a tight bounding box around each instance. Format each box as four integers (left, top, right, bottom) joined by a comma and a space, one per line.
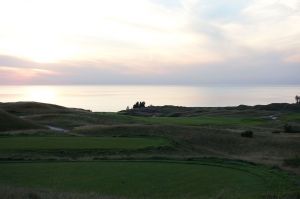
0, 160, 298, 199
284, 158, 300, 168
0, 136, 171, 150
0, 185, 124, 199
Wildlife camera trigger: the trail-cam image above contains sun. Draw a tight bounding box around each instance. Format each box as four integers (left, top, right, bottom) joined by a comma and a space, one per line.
24, 87, 57, 103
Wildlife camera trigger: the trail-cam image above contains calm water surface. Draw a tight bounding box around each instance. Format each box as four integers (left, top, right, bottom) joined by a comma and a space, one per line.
0, 85, 299, 112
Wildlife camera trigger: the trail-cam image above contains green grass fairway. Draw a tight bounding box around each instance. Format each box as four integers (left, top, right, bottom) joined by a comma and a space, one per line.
0, 161, 297, 199
135, 115, 265, 126
96, 113, 266, 127
0, 137, 170, 150
282, 113, 300, 122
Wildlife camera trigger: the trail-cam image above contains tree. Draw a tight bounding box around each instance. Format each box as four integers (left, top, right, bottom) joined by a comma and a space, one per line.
133, 102, 139, 109
140, 101, 146, 108
133, 101, 146, 109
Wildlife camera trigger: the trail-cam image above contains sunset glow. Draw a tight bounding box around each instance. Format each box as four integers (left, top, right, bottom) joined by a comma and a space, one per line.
0, 0, 299, 84
24, 87, 57, 102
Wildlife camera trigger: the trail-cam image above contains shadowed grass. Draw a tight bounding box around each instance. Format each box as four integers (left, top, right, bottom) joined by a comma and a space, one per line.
0, 109, 43, 132
0, 185, 125, 199
0, 136, 171, 150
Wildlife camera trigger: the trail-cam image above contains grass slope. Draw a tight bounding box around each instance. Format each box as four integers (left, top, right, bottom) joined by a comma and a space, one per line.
74, 124, 300, 164
0, 102, 88, 116
0, 109, 43, 132
1, 102, 298, 130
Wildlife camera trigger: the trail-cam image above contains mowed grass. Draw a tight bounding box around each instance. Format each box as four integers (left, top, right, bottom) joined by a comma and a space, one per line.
135, 115, 265, 126
0, 136, 170, 150
281, 113, 300, 122
95, 113, 266, 126
0, 161, 297, 199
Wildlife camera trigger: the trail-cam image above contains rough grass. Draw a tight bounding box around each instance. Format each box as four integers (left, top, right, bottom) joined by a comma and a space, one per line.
0, 102, 71, 115
74, 124, 300, 164
0, 136, 171, 150
24, 112, 269, 130
284, 158, 300, 168
0, 160, 298, 199
0, 109, 43, 132
1, 102, 296, 130
24, 112, 139, 129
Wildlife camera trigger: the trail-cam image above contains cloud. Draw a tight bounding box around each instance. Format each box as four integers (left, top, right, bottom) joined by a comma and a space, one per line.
0, 55, 38, 68
0, 0, 225, 66
0, 66, 59, 84
218, 0, 300, 52
1, 51, 299, 85
284, 53, 300, 63
0, 0, 299, 85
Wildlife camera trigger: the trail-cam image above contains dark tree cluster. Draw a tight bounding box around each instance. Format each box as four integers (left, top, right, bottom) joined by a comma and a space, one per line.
133, 101, 146, 109
283, 124, 300, 133
241, 130, 253, 138
284, 124, 293, 133
296, 95, 300, 104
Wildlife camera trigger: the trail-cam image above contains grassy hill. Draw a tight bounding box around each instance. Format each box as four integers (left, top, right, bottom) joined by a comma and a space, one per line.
120, 103, 300, 117
0, 101, 299, 198
0, 109, 43, 132
0, 101, 89, 116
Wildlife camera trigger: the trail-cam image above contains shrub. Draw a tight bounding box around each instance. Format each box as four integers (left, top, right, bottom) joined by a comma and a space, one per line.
168, 112, 182, 117
241, 130, 253, 138
284, 158, 300, 167
283, 124, 300, 133
272, 130, 280, 134
284, 124, 293, 133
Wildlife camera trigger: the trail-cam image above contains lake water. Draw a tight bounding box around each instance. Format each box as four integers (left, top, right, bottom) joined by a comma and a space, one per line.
0, 85, 299, 112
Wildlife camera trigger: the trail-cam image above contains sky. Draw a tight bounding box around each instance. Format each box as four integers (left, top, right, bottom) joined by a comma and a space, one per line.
0, 0, 299, 85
